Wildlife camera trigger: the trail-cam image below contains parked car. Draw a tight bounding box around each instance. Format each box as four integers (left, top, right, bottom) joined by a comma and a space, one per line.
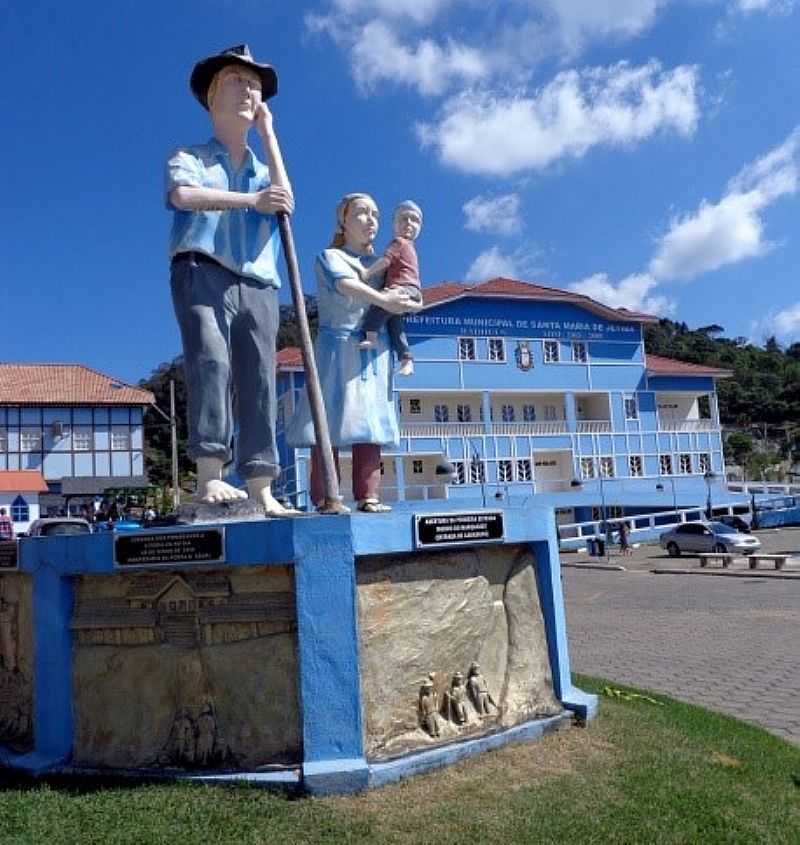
24, 517, 92, 538
659, 521, 761, 557
716, 514, 752, 533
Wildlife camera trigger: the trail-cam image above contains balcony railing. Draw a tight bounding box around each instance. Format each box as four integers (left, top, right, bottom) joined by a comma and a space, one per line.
576, 420, 612, 433
399, 421, 569, 438
657, 418, 716, 432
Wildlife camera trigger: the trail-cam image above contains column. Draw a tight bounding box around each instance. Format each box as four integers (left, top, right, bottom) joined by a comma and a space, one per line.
564, 392, 577, 433
481, 391, 492, 434
393, 455, 406, 502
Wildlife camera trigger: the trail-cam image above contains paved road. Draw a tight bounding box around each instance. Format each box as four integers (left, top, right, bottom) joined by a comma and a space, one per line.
562, 566, 800, 745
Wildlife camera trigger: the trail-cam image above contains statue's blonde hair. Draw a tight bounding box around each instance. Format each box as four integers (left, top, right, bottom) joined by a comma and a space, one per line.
330, 192, 377, 250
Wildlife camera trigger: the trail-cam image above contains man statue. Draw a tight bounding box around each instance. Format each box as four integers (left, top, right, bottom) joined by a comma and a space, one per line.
467, 661, 496, 715
166, 44, 296, 514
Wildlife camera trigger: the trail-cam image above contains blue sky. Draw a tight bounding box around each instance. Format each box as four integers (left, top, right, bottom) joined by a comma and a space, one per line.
3, 1, 799, 384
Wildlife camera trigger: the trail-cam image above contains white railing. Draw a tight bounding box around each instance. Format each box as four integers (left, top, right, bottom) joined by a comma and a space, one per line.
576, 420, 612, 433
727, 481, 800, 496
492, 421, 568, 435
399, 422, 485, 437
558, 507, 704, 545
658, 418, 716, 432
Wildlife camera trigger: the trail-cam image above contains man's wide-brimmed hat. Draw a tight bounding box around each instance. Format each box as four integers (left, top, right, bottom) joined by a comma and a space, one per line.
190, 44, 278, 110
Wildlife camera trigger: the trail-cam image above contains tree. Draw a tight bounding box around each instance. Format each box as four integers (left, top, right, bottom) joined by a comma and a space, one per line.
725, 432, 753, 466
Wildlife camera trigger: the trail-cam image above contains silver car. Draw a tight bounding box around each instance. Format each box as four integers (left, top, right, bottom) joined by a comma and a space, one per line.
659, 521, 761, 557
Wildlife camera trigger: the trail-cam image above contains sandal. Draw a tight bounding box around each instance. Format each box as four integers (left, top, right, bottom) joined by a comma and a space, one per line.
357, 498, 392, 513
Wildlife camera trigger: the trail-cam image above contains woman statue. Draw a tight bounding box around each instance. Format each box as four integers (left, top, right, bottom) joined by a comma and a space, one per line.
287, 193, 420, 512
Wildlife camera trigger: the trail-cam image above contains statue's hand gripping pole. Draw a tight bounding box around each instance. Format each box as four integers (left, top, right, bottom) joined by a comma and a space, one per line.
276, 212, 347, 513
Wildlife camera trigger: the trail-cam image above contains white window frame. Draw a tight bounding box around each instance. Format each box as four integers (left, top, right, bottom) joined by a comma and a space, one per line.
433, 404, 450, 423
111, 427, 131, 451
469, 460, 486, 484
73, 428, 92, 452
572, 341, 587, 363
516, 459, 532, 482
457, 404, 472, 423
679, 453, 692, 474
488, 338, 506, 362
544, 405, 557, 421
600, 456, 615, 478
501, 404, 515, 423
522, 404, 536, 422
409, 398, 422, 415
458, 337, 476, 361
698, 453, 711, 474
498, 460, 513, 483
659, 454, 673, 476
628, 455, 643, 477
451, 460, 466, 485
624, 395, 639, 421
580, 457, 596, 479
543, 340, 560, 363
20, 429, 42, 452
412, 459, 424, 475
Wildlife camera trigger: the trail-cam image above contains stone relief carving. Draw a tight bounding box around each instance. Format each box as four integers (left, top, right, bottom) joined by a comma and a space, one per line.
0, 576, 33, 752
358, 545, 562, 760
71, 567, 301, 771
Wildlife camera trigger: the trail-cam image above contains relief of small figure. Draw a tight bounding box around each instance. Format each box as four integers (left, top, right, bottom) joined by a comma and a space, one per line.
418, 677, 440, 737
467, 662, 497, 716
195, 702, 218, 765
173, 707, 197, 766
443, 671, 469, 725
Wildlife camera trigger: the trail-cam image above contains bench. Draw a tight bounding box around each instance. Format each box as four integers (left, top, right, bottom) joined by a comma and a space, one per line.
747, 554, 791, 571
696, 553, 737, 569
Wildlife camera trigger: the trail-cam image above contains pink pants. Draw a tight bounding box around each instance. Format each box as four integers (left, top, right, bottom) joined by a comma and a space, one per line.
310, 443, 382, 506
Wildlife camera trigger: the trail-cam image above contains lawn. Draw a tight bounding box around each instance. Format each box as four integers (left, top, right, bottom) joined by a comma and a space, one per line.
1, 675, 798, 845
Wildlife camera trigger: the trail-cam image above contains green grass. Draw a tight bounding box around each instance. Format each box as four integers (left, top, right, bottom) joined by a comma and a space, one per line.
1, 675, 798, 844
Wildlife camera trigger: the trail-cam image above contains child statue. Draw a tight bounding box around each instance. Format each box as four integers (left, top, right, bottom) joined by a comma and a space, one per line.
356, 201, 424, 376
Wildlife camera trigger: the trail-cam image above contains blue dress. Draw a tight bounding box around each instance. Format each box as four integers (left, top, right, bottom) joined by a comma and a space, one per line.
286, 248, 400, 448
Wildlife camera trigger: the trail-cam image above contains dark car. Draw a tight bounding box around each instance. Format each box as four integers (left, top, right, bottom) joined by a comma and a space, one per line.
716, 514, 752, 533
24, 518, 92, 537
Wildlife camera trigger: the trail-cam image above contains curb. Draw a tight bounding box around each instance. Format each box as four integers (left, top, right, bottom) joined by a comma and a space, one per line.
651, 567, 800, 580
562, 562, 627, 572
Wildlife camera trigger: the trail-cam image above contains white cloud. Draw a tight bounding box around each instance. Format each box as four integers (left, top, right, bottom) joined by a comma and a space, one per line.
464, 245, 542, 281
649, 127, 800, 280
463, 193, 523, 235
417, 61, 699, 176
774, 302, 800, 338
569, 272, 674, 315
734, 0, 793, 12
329, 0, 453, 25
349, 20, 489, 96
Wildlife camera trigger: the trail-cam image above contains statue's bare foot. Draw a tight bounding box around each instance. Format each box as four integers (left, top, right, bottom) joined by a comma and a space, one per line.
199, 480, 248, 504
398, 358, 414, 376
247, 478, 301, 517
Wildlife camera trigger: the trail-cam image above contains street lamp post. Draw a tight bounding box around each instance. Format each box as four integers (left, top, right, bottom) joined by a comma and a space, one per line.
656, 476, 678, 521
704, 470, 717, 520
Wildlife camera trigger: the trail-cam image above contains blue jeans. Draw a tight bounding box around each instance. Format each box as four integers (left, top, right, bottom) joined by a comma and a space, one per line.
170, 253, 280, 479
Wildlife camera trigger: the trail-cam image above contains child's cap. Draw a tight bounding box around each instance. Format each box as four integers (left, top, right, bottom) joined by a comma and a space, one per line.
393, 200, 423, 222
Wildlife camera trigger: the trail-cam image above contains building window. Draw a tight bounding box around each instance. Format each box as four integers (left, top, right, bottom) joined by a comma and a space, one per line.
451, 461, 466, 485
600, 456, 615, 478
409, 398, 422, 415
522, 405, 536, 422
544, 405, 558, 421
412, 460, 424, 475
488, 338, 506, 362
698, 453, 711, 474
572, 341, 587, 363
380, 461, 385, 476
501, 404, 515, 423
594, 505, 623, 520
111, 427, 131, 450
457, 404, 472, 423
629, 455, 644, 477
10, 495, 29, 523
659, 454, 673, 475
624, 396, 639, 420
543, 340, 560, 363
580, 457, 596, 479
0, 428, 6, 452
498, 460, 513, 483
434, 404, 450, 423
470, 460, 486, 484
679, 453, 692, 474
458, 337, 476, 361
20, 429, 42, 452
73, 428, 92, 451
516, 459, 532, 482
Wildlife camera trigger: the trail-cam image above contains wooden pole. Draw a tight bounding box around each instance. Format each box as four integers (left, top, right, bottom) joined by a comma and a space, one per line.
277, 212, 346, 513
170, 379, 180, 509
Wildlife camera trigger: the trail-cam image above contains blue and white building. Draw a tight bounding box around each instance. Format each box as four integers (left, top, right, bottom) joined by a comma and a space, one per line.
0, 364, 154, 515
276, 278, 743, 531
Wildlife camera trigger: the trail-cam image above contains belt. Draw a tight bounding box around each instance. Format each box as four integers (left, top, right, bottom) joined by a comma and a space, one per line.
171, 250, 223, 268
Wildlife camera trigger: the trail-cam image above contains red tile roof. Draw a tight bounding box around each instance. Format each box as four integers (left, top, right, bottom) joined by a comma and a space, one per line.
0, 364, 154, 405
0, 471, 49, 493
421, 277, 658, 323
645, 355, 732, 378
